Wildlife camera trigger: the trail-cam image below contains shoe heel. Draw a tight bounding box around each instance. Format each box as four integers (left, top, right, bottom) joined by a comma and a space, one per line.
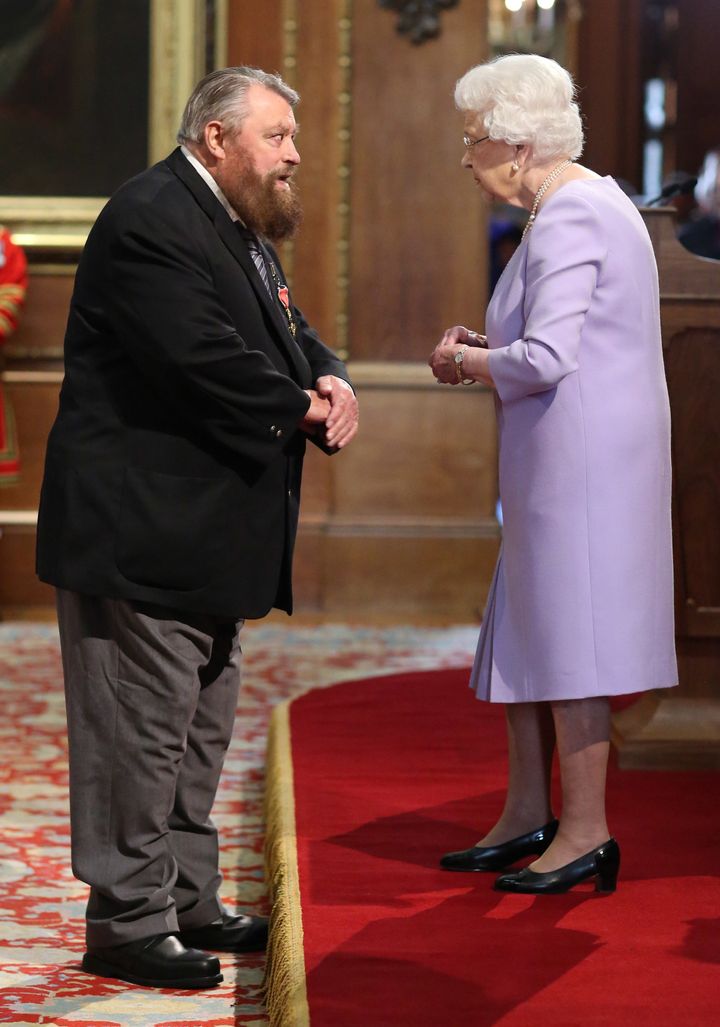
594, 842, 620, 893
595, 869, 617, 893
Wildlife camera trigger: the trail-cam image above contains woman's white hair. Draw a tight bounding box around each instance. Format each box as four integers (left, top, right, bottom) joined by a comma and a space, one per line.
455, 54, 584, 163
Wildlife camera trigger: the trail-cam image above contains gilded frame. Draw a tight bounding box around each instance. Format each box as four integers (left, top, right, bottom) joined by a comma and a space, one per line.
0, 0, 227, 258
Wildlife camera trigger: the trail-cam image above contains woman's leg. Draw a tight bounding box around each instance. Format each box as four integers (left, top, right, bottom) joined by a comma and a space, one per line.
477, 701, 556, 845
529, 695, 611, 872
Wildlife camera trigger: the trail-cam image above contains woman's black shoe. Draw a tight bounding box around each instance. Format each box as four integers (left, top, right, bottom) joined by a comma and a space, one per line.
440, 818, 559, 872
493, 837, 620, 894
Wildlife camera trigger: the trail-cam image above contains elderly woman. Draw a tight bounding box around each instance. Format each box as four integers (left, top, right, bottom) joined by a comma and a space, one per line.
429, 54, 677, 894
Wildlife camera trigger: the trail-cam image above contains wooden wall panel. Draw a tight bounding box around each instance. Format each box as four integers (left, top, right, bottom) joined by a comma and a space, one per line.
675, 0, 720, 176
349, 3, 488, 361
322, 534, 497, 619
291, 1, 348, 347
227, 1, 284, 73
666, 328, 720, 620
300, 363, 500, 620
9, 274, 74, 359
227, 0, 488, 363
2, 379, 61, 510
227, 1, 348, 347
576, 0, 644, 187
0, 531, 54, 608
332, 366, 497, 522
296, 441, 333, 521
576, 0, 720, 190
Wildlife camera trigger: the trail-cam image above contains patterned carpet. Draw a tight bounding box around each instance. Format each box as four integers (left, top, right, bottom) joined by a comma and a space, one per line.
0, 621, 477, 1026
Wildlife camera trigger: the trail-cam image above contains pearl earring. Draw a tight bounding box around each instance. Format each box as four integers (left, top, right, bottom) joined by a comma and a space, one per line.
511, 161, 520, 172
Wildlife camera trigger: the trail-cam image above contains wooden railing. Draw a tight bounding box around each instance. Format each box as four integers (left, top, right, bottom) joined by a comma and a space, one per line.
612, 208, 720, 769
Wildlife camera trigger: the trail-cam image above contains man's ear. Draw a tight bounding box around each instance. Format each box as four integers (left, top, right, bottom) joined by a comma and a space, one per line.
204, 121, 226, 159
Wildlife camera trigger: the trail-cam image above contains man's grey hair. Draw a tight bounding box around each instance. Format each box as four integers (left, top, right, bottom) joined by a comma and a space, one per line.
177, 66, 299, 145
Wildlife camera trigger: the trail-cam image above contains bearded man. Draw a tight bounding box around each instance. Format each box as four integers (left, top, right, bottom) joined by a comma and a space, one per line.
36, 67, 357, 990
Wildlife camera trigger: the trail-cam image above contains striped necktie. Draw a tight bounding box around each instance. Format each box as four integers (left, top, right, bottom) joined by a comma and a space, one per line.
238, 225, 297, 339
239, 226, 273, 296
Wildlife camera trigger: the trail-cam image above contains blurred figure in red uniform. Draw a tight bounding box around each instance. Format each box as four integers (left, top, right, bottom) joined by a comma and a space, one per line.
0, 225, 28, 485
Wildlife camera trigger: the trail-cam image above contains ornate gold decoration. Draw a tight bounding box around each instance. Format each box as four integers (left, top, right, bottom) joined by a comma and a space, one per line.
0, 197, 105, 256
263, 701, 310, 1027
148, 0, 210, 166
281, 0, 299, 80
209, 0, 229, 69
378, 0, 459, 45
279, 0, 299, 282
336, 2, 353, 359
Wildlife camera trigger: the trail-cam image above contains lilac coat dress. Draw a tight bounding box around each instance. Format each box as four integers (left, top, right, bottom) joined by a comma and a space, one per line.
470, 178, 678, 703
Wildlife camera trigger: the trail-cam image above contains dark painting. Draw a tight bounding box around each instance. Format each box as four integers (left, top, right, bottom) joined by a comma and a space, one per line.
0, 0, 150, 196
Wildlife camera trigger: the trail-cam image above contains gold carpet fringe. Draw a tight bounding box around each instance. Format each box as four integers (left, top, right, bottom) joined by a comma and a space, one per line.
263, 700, 310, 1027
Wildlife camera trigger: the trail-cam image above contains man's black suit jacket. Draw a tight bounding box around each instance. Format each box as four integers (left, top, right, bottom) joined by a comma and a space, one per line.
36, 148, 350, 619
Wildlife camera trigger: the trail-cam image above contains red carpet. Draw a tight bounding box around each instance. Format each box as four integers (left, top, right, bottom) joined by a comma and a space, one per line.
267, 669, 720, 1026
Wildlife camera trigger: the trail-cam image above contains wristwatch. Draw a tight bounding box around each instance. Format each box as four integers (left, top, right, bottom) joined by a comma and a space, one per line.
454, 345, 474, 385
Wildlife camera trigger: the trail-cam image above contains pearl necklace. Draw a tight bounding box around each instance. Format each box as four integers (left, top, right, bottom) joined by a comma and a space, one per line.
521, 159, 574, 241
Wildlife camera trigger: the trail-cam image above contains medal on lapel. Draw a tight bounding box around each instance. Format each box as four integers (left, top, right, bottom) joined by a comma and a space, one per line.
268, 260, 297, 339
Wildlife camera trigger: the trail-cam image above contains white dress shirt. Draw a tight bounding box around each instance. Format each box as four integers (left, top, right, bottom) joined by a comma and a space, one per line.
180, 145, 241, 224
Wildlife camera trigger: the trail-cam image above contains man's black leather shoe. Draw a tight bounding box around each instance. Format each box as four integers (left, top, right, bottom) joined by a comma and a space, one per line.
440, 818, 559, 871
179, 912, 269, 953
82, 933, 222, 989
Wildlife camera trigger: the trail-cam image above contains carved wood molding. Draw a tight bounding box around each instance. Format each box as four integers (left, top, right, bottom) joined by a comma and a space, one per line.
336, 1, 353, 359
378, 0, 459, 45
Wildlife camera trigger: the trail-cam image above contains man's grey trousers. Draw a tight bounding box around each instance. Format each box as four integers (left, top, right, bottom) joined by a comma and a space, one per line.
56, 589, 243, 948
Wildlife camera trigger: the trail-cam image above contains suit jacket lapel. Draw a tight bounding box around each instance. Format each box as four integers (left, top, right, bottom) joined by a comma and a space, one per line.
164, 148, 308, 383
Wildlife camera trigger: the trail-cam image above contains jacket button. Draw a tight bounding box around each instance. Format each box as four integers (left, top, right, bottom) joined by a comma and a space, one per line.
276, 428, 284, 438
270, 425, 276, 433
